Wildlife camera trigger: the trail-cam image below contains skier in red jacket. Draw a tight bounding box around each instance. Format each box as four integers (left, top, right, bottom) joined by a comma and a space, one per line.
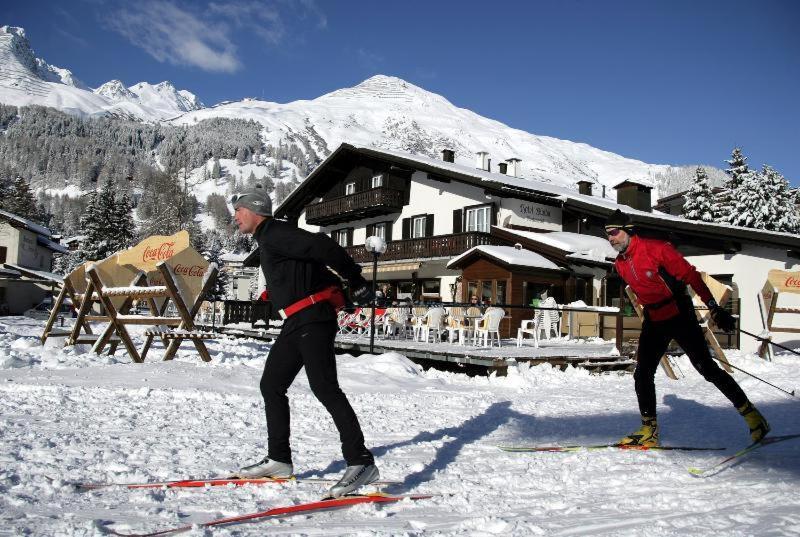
606, 209, 769, 446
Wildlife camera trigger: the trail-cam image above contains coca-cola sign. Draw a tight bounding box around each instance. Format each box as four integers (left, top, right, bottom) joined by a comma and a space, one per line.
143, 241, 176, 262
786, 276, 800, 288
174, 264, 205, 277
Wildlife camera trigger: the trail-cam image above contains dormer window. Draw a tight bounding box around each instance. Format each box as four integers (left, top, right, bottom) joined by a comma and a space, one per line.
371, 174, 383, 188
345, 182, 356, 195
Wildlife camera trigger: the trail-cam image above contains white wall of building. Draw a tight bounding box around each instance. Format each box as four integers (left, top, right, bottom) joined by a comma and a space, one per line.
689, 245, 800, 352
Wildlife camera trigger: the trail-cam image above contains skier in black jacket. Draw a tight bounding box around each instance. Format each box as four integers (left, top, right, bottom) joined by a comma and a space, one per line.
232, 184, 379, 498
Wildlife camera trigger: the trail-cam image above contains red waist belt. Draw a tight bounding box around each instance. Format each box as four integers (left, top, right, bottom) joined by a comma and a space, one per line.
278, 286, 345, 320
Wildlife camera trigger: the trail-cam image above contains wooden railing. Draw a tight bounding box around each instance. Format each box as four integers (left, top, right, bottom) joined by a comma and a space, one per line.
345, 232, 506, 263
305, 187, 405, 225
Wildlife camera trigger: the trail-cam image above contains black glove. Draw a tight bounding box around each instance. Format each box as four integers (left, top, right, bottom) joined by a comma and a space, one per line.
708, 299, 737, 332
350, 283, 374, 306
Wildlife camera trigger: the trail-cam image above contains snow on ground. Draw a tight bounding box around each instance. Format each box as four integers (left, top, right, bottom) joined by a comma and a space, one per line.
1, 316, 799, 536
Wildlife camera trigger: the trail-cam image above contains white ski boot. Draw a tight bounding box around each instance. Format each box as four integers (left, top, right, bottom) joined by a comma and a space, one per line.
237, 457, 293, 479
327, 464, 380, 498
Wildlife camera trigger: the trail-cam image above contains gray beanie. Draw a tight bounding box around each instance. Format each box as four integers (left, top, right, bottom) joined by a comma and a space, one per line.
231, 184, 272, 216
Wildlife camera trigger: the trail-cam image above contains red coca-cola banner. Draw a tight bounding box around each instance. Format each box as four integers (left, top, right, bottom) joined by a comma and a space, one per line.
142, 241, 176, 263
786, 276, 800, 288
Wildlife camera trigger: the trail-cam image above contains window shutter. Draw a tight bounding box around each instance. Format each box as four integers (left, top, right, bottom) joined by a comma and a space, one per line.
491, 203, 498, 227
425, 214, 434, 237
453, 209, 463, 234
331, 230, 336, 239
385, 221, 393, 242
347, 228, 354, 247
402, 218, 410, 239
366, 224, 374, 238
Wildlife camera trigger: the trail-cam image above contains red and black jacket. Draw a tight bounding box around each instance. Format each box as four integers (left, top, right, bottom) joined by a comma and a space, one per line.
614, 235, 712, 322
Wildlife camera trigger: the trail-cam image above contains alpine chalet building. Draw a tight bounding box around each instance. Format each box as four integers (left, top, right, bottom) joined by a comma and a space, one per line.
273, 144, 800, 351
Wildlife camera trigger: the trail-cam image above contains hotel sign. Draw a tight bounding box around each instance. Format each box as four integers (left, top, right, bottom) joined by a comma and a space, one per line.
503, 198, 562, 229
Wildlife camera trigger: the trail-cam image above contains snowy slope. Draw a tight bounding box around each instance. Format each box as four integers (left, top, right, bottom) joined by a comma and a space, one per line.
174, 75, 673, 193
1, 316, 799, 536
0, 26, 203, 121
0, 24, 676, 194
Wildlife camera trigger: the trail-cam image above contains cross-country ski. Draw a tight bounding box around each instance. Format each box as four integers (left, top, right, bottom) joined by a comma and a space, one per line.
688, 434, 800, 477
498, 444, 725, 453
72, 476, 402, 491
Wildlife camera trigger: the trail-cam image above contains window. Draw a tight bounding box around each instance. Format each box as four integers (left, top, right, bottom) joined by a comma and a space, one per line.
345, 182, 356, 195
333, 229, 349, 247
465, 206, 491, 232
374, 222, 386, 240
371, 174, 383, 188
412, 216, 426, 238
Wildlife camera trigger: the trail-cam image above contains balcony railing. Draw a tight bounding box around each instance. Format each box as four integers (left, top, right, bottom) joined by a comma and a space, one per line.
305, 187, 405, 225
344, 232, 506, 263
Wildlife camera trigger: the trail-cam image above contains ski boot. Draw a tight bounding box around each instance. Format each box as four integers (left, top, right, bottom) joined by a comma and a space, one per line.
738, 401, 770, 443
327, 464, 380, 498
237, 457, 293, 479
618, 416, 659, 447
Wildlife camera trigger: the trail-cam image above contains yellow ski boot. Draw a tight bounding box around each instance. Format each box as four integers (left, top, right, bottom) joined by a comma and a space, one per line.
738, 401, 770, 443
618, 416, 659, 447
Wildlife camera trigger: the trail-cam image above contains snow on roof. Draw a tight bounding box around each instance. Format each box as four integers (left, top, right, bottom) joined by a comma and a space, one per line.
220, 252, 250, 263
613, 177, 654, 188
0, 209, 53, 238
447, 245, 562, 271
497, 227, 617, 263
36, 236, 69, 254
4, 263, 63, 284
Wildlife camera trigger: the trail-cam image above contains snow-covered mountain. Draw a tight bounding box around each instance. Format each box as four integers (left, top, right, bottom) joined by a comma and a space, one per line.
0, 25, 681, 194
0, 25, 203, 121
174, 75, 672, 193
96, 80, 204, 117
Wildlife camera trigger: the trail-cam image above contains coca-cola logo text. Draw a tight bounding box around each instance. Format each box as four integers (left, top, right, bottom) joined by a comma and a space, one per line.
785, 276, 800, 288
174, 264, 205, 277
143, 242, 176, 262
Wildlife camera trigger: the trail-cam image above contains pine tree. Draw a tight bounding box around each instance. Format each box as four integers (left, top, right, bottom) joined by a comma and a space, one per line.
682, 167, 716, 222
4, 176, 39, 221
211, 158, 221, 180
202, 230, 229, 301
760, 165, 800, 233
727, 168, 773, 230
724, 147, 749, 190
718, 147, 750, 224
78, 179, 136, 261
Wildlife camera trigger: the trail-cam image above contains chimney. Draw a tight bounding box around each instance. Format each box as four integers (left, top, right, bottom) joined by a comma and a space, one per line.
441, 149, 455, 163
505, 158, 521, 177
577, 180, 593, 196
476, 151, 491, 172
613, 179, 653, 212
498, 162, 508, 174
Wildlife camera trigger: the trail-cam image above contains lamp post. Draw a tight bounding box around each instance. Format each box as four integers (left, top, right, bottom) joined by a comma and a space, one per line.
364, 235, 387, 354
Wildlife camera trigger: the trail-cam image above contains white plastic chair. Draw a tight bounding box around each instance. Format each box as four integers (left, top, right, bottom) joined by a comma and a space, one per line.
538, 297, 561, 340
474, 307, 505, 347
414, 307, 446, 342
516, 310, 542, 348
445, 307, 466, 344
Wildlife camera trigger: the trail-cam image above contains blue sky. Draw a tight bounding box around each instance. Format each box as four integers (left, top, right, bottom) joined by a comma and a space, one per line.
3, 0, 799, 184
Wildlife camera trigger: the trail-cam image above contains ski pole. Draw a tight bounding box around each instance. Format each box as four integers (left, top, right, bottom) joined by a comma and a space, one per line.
737, 328, 800, 357
712, 357, 796, 398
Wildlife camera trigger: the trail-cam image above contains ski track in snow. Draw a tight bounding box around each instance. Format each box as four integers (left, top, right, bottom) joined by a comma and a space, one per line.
1, 316, 799, 536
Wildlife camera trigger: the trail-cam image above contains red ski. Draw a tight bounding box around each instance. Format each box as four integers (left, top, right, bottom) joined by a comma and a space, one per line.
110, 493, 435, 536
74, 476, 401, 491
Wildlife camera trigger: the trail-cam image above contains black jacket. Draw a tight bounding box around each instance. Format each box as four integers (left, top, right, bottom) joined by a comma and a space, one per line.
254, 218, 366, 333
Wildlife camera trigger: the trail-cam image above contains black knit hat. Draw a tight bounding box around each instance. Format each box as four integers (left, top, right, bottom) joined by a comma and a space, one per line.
605, 209, 634, 233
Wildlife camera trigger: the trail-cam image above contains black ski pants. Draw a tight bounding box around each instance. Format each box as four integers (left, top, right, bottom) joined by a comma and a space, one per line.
634, 312, 748, 418
260, 321, 374, 466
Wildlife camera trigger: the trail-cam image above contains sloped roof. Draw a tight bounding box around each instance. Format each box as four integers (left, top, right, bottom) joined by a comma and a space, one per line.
447, 245, 564, 271
276, 143, 800, 255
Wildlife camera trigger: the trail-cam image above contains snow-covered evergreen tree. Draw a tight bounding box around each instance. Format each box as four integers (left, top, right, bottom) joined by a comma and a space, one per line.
682, 167, 716, 222
717, 147, 750, 224
760, 165, 799, 233
202, 230, 229, 301
77, 178, 136, 262
724, 147, 749, 190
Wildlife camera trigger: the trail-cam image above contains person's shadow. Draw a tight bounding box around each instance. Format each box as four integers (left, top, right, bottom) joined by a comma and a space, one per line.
299, 394, 800, 486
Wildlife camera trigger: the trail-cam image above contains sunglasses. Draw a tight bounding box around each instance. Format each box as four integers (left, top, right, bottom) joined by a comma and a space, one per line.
606, 228, 624, 237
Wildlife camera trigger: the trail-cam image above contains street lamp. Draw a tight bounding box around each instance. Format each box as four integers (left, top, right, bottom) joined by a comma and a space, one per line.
364, 235, 387, 354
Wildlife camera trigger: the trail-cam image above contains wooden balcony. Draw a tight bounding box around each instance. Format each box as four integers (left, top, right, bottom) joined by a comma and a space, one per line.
305, 187, 405, 225
345, 232, 506, 263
